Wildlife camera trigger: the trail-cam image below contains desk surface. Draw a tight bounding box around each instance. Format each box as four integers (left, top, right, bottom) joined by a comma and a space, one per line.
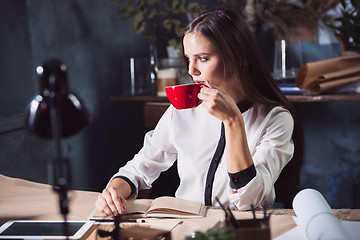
1, 174, 359, 239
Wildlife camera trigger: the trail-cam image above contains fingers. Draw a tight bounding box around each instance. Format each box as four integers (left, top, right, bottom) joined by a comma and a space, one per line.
108, 187, 126, 214
205, 80, 213, 88
199, 81, 220, 102
199, 82, 237, 120
96, 193, 114, 217
95, 187, 126, 218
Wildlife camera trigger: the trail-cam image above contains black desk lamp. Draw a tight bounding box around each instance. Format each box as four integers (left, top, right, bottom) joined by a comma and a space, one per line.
25, 58, 91, 236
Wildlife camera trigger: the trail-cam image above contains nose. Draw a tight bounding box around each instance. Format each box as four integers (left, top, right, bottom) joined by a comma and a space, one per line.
188, 61, 200, 77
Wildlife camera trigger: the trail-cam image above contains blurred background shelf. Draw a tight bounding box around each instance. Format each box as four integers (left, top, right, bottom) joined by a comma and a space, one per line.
111, 94, 360, 103
111, 94, 360, 129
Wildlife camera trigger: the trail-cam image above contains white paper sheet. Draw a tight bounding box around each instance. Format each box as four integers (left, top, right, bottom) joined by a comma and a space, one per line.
274, 219, 360, 240
274, 189, 360, 240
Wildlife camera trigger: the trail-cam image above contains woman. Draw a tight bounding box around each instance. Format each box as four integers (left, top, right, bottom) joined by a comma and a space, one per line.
95, 9, 303, 217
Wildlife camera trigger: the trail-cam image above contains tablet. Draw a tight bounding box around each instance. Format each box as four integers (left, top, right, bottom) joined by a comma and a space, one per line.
0, 220, 95, 239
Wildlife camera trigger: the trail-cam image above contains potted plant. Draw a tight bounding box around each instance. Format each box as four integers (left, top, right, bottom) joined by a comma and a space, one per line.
112, 0, 334, 55
325, 0, 360, 53
113, 0, 205, 57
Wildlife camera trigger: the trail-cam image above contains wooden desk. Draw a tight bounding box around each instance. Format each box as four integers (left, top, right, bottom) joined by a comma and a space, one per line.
1, 174, 359, 239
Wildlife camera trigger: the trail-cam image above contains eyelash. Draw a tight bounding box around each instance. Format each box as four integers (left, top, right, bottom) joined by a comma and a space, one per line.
186, 56, 208, 63
199, 57, 208, 62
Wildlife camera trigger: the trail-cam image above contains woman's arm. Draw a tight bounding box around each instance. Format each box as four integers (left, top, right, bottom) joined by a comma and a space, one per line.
199, 83, 253, 172
95, 178, 131, 217
223, 113, 253, 173
95, 106, 178, 217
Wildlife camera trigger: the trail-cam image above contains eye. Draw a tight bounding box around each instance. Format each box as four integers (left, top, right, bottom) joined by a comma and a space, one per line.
198, 57, 208, 62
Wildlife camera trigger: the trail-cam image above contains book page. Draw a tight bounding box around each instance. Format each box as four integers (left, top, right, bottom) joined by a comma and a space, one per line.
88, 199, 152, 221
124, 199, 152, 214
147, 196, 203, 216
89, 197, 205, 220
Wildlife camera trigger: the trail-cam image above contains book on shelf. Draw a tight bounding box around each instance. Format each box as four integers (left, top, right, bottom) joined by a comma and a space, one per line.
278, 83, 309, 95
90, 196, 207, 220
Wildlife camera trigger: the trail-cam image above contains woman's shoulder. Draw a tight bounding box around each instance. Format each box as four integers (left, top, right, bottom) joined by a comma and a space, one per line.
246, 103, 294, 137
250, 102, 290, 115
246, 103, 293, 125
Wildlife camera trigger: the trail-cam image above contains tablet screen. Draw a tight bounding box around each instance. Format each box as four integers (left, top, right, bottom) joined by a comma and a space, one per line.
0, 221, 94, 239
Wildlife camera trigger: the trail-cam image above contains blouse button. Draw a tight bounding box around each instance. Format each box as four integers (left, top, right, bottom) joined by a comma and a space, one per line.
206, 184, 210, 188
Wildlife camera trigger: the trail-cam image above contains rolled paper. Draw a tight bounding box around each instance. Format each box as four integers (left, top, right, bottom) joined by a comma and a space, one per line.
295, 55, 360, 94
292, 189, 350, 240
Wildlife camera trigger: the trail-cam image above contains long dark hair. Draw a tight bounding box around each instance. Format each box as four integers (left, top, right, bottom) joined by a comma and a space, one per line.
183, 9, 304, 207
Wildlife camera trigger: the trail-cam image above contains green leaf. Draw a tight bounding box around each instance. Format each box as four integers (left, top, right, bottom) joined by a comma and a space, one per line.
134, 21, 145, 35
147, 0, 160, 4
117, 1, 135, 19
186, 227, 235, 240
163, 19, 172, 32
147, 9, 158, 19
133, 11, 145, 30
172, 0, 181, 9
172, 0, 186, 14
187, 2, 201, 12
163, 19, 184, 37
168, 38, 178, 47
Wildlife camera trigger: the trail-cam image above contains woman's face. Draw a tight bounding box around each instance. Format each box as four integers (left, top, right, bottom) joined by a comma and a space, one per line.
183, 32, 228, 91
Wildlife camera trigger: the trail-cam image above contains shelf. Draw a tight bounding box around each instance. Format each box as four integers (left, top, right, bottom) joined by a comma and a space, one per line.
110, 95, 168, 102
111, 94, 360, 103
111, 94, 360, 129
286, 94, 360, 102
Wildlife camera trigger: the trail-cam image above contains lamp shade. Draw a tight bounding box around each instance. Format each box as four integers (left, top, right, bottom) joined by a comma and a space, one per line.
25, 59, 90, 138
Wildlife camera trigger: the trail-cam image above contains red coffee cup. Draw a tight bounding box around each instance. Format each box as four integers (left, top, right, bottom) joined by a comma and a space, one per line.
165, 83, 204, 110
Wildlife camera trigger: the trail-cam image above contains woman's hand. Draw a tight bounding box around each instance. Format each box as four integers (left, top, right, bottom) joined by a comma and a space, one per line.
95, 187, 127, 218
95, 178, 131, 218
199, 81, 253, 172
198, 81, 241, 122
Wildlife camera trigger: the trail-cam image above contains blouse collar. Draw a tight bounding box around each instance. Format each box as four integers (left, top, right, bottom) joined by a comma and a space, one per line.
237, 101, 253, 113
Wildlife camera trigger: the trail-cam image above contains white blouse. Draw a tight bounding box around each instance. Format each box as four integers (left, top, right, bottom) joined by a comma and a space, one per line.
112, 102, 294, 210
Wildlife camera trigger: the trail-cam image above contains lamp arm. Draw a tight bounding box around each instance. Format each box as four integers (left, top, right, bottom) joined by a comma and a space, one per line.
48, 74, 71, 238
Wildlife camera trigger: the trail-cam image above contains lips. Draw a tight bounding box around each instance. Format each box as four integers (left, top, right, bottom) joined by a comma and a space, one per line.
194, 80, 205, 84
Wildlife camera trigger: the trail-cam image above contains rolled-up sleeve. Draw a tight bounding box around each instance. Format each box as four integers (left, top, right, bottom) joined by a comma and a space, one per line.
110, 106, 178, 198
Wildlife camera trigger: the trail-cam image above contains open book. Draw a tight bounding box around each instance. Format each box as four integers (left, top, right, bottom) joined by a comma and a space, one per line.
90, 196, 206, 220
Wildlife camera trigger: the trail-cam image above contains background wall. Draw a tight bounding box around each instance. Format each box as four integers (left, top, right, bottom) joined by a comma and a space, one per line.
0, 0, 359, 208
0, 0, 149, 191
